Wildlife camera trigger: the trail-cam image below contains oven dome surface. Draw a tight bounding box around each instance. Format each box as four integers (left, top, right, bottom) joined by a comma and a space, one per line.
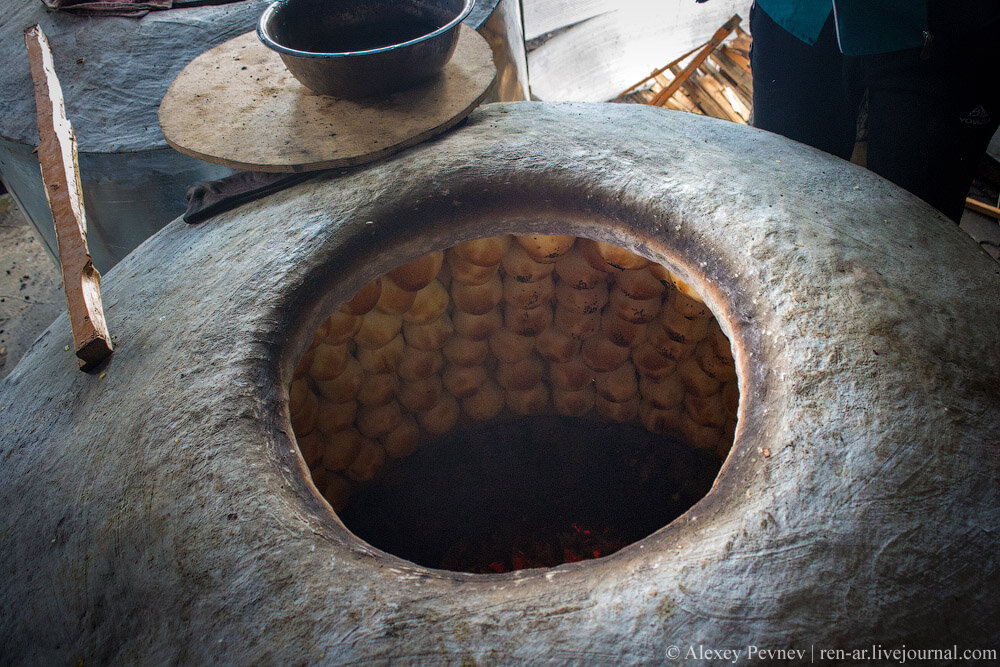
1, 102, 998, 662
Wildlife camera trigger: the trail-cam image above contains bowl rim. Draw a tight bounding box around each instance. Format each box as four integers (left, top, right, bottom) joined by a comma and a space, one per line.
257, 0, 476, 59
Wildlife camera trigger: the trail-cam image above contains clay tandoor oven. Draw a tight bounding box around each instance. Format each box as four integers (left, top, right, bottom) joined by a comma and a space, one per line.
1, 103, 998, 663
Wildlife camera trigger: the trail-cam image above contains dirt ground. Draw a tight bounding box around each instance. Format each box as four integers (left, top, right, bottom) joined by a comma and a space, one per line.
0, 194, 63, 379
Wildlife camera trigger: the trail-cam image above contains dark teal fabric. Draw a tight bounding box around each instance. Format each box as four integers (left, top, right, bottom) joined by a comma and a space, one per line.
754, 0, 927, 55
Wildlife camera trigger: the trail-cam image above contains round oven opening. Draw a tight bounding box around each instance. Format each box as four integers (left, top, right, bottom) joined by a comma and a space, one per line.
288, 234, 739, 574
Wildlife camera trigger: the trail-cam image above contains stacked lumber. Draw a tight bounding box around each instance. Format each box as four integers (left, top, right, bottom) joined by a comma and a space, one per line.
526, 0, 754, 102
614, 16, 753, 125
613, 16, 1000, 224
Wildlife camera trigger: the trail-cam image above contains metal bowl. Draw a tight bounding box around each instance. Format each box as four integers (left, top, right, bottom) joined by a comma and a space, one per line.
258, 0, 475, 99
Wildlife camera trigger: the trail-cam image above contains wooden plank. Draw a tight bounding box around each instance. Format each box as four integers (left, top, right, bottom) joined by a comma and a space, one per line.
731, 26, 753, 53
719, 44, 752, 74
712, 64, 753, 110
24, 24, 112, 370
676, 69, 737, 122
671, 87, 704, 115
619, 90, 651, 104
660, 77, 702, 114
721, 85, 751, 122
647, 68, 702, 114
712, 64, 753, 113
710, 47, 753, 95
965, 197, 1000, 220
697, 64, 749, 122
650, 15, 742, 107
691, 65, 739, 120
664, 66, 719, 118
653, 73, 672, 89
631, 90, 656, 104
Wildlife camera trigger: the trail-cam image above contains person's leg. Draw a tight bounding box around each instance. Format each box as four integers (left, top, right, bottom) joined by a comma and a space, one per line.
951, 21, 1000, 218
863, 21, 1000, 222
749, 3, 857, 160
862, 48, 964, 221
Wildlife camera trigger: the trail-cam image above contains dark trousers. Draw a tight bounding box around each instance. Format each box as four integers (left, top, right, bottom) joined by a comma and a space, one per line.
749, 3, 1000, 222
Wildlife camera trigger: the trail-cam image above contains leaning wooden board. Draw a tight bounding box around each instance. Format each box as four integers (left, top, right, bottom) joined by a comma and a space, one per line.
25, 24, 113, 371
159, 25, 496, 173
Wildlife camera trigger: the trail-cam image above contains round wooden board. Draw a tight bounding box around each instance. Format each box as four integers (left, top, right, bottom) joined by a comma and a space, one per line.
158, 26, 496, 172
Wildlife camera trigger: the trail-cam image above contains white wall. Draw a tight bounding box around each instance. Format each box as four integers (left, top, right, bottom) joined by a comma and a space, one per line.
524, 0, 753, 101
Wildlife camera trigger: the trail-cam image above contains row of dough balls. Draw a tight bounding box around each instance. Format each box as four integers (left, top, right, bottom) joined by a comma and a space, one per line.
288, 235, 739, 510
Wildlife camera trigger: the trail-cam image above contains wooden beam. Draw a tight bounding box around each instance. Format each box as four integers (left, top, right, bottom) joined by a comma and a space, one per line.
965, 196, 1000, 220
25, 24, 112, 371
613, 41, 704, 101
649, 14, 742, 108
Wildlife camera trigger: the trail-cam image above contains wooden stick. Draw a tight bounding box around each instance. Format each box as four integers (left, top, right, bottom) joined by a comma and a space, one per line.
25, 24, 112, 370
650, 15, 742, 108
612, 41, 705, 101
965, 196, 1000, 220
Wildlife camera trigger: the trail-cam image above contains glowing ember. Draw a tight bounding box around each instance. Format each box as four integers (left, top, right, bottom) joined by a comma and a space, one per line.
337, 418, 723, 574
440, 520, 626, 573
